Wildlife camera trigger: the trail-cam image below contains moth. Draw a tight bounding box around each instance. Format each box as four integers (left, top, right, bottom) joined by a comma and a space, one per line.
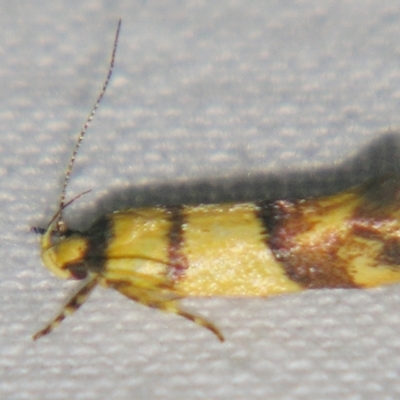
34, 20, 400, 342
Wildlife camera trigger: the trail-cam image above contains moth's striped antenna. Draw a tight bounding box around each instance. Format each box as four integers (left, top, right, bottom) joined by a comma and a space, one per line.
57, 19, 122, 231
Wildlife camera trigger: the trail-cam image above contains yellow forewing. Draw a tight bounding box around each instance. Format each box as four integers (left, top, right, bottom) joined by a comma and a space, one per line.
86, 177, 400, 299
97, 204, 303, 297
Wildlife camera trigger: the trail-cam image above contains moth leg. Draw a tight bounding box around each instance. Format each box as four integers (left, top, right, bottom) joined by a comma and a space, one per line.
33, 277, 98, 340
159, 299, 225, 342
109, 279, 225, 342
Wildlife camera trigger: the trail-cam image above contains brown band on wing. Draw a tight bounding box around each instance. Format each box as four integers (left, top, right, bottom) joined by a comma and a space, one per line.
165, 205, 189, 281
84, 215, 114, 274
256, 199, 359, 289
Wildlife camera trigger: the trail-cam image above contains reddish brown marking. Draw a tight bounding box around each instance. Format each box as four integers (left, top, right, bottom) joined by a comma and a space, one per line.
166, 205, 189, 281
257, 199, 359, 289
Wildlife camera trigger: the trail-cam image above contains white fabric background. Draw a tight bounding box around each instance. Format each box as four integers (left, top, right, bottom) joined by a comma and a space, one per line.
2, 1, 400, 399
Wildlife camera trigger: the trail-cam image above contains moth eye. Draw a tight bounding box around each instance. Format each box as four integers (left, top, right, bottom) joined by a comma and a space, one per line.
66, 262, 88, 280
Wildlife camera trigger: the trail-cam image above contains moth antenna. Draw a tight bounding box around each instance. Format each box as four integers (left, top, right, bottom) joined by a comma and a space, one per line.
57, 19, 122, 231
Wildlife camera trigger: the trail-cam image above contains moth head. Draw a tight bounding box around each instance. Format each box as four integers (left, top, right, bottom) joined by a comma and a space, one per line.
40, 216, 89, 280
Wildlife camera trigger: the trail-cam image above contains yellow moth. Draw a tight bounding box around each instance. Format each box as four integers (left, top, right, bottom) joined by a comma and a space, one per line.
34, 20, 400, 342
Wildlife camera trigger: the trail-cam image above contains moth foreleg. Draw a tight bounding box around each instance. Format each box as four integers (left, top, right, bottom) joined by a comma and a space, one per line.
109, 279, 224, 342
33, 277, 98, 340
